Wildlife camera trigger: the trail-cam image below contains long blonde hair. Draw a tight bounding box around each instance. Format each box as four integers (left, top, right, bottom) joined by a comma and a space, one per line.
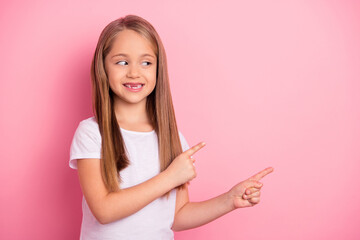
90, 15, 184, 195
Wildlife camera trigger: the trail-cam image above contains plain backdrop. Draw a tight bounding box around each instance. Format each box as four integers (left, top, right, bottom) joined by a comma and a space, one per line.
1, 0, 359, 239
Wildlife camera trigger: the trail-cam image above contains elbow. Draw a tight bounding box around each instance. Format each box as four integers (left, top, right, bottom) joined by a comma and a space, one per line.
172, 225, 187, 232
91, 198, 115, 225
171, 226, 182, 232
98, 217, 108, 225
171, 226, 181, 232
94, 209, 122, 225
97, 214, 117, 225
94, 211, 109, 225
91, 205, 112, 225
171, 220, 186, 232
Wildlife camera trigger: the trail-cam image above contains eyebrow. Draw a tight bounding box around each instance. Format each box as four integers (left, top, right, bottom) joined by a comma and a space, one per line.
111, 53, 155, 59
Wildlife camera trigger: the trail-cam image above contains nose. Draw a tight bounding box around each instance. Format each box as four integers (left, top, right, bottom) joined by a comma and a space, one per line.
126, 64, 140, 78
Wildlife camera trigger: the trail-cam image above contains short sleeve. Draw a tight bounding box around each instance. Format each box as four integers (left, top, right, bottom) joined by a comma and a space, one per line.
69, 118, 102, 169
178, 131, 190, 152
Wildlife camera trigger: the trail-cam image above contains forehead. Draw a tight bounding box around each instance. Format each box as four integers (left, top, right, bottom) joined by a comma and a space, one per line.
109, 29, 156, 56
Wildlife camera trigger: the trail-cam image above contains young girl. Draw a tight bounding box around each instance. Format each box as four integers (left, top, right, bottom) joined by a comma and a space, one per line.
69, 14, 274, 239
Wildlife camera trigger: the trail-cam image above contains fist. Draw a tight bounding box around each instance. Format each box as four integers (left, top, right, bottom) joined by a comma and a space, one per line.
228, 167, 274, 209
166, 142, 206, 187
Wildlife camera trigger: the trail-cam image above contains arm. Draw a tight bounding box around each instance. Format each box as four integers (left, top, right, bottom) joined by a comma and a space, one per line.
76, 141, 206, 225
77, 158, 176, 224
172, 167, 274, 231
172, 184, 234, 231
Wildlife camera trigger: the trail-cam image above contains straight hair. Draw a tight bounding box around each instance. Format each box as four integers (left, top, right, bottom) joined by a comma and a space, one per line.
90, 15, 185, 197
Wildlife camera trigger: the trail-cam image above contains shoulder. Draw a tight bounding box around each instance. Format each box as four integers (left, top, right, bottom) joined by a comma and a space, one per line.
72, 116, 101, 143
69, 116, 102, 169
76, 116, 100, 134
78, 116, 99, 130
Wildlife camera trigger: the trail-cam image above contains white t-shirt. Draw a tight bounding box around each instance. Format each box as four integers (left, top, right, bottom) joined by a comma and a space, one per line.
69, 116, 190, 240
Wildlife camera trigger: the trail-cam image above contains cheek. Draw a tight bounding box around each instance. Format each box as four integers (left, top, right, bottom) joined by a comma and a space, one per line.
107, 68, 126, 82
107, 72, 116, 86
107, 71, 124, 92
146, 67, 157, 84
108, 77, 117, 93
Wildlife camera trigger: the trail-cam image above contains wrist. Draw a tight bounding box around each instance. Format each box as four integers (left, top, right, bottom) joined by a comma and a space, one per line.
161, 168, 178, 189
225, 190, 236, 211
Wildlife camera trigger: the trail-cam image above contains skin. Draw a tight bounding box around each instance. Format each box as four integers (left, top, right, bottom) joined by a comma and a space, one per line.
77, 29, 274, 228
104, 28, 157, 131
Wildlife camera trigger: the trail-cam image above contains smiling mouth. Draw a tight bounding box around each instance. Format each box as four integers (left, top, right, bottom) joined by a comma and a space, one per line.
123, 83, 144, 89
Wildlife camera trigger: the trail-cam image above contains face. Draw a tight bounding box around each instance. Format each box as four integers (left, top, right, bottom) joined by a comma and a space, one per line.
104, 29, 157, 106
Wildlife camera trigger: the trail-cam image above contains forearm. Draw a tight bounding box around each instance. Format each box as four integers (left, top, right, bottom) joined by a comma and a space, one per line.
172, 191, 235, 231
100, 170, 175, 224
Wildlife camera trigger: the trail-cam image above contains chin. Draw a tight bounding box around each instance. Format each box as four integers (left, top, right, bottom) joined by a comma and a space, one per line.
124, 97, 148, 104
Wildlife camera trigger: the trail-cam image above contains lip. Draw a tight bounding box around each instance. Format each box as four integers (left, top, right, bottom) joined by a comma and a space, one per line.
123, 82, 144, 85
123, 83, 144, 92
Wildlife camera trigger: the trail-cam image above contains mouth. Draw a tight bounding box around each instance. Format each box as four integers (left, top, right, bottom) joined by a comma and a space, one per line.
123, 83, 145, 92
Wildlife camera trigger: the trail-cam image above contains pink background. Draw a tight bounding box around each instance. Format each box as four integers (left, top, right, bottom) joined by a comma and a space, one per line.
1, 0, 359, 239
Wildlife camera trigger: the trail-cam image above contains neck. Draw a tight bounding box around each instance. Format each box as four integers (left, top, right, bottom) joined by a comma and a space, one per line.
112, 97, 150, 125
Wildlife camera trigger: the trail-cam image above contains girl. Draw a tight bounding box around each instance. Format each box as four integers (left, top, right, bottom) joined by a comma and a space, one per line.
69, 14, 274, 239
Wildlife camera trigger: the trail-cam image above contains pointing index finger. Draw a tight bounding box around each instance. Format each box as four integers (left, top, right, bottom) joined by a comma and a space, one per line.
249, 167, 274, 181
185, 142, 206, 157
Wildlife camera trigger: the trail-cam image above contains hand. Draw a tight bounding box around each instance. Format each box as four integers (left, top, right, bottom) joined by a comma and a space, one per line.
165, 141, 206, 188
228, 167, 274, 209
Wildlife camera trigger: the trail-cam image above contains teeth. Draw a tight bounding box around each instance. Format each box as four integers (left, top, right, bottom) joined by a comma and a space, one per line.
132, 85, 142, 89
125, 84, 142, 89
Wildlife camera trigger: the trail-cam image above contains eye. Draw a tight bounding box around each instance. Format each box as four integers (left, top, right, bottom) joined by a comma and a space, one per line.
142, 61, 152, 66
116, 60, 128, 66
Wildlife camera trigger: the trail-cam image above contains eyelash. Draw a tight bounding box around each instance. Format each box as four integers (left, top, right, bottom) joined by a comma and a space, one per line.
116, 61, 152, 66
